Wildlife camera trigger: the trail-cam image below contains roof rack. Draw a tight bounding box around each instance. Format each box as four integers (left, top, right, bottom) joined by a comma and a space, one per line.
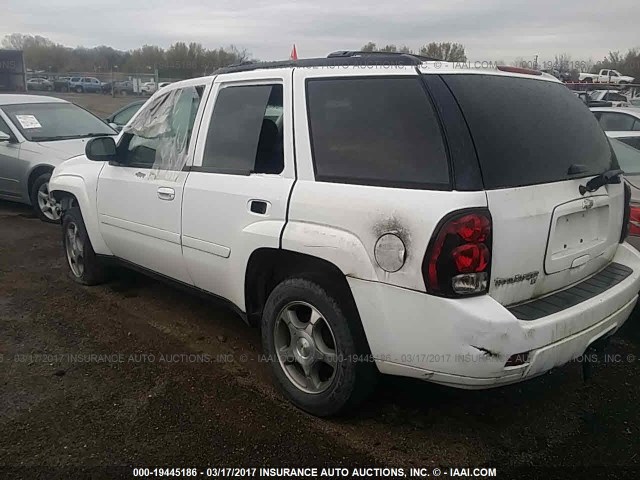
327, 50, 441, 62
213, 51, 436, 75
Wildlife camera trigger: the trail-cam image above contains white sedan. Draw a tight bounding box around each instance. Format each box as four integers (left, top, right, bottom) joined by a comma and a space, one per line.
590, 107, 640, 133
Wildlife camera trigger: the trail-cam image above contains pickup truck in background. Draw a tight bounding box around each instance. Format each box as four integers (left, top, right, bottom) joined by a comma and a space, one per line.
579, 69, 635, 84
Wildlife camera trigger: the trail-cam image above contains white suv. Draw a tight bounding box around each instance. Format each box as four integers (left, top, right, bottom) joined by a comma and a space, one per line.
49, 53, 640, 416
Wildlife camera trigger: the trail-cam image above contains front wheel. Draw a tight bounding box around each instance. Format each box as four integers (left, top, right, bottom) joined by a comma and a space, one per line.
262, 278, 375, 416
62, 207, 108, 285
75, 86, 83, 93
30, 172, 61, 223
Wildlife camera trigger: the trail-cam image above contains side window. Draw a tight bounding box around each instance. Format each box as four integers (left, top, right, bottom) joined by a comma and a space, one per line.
604, 93, 627, 102
599, 113, 636, 131
112, 104, 140, 126
0, 115, 13, 136
122, 86, 204, 169
202, 84, 284, 174
306, 77, 449, 189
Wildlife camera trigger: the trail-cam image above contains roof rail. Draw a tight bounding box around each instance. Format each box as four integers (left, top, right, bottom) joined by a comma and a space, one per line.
213, 53, 429, 75
327, 50, 441, 62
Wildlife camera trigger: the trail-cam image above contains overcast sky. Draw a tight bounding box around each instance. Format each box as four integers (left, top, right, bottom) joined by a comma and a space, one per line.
2, 0, 638, 63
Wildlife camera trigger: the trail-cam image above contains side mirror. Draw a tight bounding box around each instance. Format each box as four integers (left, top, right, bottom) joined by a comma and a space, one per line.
0, 131, 11, 142
108, 122, 122, 131
85, 136, 117, 162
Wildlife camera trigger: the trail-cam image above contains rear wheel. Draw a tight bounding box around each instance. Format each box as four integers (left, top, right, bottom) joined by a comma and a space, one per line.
262, 277, 375, 416
75, 86, 83, 93
62, 207, 108, 285
30, 172, 61, 223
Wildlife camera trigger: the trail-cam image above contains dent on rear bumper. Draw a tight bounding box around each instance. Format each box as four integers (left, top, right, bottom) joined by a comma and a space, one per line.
348, 243, 640, 387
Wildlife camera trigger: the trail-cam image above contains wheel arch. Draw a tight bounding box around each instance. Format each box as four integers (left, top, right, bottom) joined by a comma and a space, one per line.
27, 164, 55, 201
244, 248, 371, 354
49, 175, 113, 256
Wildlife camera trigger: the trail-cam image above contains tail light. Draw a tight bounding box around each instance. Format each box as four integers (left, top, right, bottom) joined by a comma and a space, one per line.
621, 182, 633, 242
423, 209, 492, 297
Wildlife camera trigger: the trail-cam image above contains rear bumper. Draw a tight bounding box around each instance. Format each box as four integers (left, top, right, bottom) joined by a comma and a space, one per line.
348, 243, 640, 388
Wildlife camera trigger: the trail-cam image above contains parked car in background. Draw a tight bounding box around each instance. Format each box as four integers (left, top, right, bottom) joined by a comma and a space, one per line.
26, 78, 53, 91
100, 80, 135, 96
573, 91, 611, 107
104, 100, 145, 131
589, 90, 631, 107
68, 77, 105, 93
579, 69, 635, 84
591, 107, 640, 132
0, 94, 116, 222
607, 132, 640, 250
53, 76, 71, 92
49, 56, 640, 416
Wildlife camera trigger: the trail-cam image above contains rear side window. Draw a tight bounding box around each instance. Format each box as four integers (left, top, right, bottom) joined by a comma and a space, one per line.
202, 84, 284, 175
443, 75, 615, 189
306, 77, 450, 189
598, 112, 638, 131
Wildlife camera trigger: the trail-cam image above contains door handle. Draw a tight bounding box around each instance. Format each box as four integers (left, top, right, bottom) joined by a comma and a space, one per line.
157, 187, 175, 201
249, 200, 269, 215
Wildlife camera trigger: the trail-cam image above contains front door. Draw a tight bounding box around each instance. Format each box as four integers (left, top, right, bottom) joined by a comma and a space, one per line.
0, 113, 22, 198
96, 80, 211, 283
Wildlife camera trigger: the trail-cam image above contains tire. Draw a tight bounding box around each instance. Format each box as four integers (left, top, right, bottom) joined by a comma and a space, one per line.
75, 86, 83, 93
30, 172, 61, 223
584, 77, 593, 83
262, 277, 376, 416
62, 207, 108, 286
619, 81, 628, 85
121, 90, 128, 96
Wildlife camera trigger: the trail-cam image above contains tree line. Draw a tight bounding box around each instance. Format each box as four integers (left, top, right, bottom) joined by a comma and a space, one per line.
1, 33, 250, 78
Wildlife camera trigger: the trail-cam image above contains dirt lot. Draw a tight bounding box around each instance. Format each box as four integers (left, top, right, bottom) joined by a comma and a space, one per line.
1, 94, 640, 478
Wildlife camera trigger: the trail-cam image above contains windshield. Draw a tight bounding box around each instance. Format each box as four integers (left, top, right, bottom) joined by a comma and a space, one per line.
610, 138, 640, 175
2, 102, 115, 141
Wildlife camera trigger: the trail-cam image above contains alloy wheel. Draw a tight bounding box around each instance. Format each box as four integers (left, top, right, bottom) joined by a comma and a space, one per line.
274, 301, 338, 394
37, 182, 61, 221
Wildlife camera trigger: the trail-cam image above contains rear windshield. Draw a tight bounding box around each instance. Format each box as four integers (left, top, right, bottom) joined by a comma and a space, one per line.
306, 77, 450, 189
442, 74, 616, 189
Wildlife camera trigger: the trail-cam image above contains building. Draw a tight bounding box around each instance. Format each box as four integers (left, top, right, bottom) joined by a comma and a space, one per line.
0, 50, 26, 91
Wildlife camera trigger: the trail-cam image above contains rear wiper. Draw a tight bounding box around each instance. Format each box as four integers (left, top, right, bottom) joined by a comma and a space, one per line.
579, 169, 624, 195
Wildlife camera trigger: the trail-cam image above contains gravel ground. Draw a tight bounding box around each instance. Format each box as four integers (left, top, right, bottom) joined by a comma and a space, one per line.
1, 92, 639, 479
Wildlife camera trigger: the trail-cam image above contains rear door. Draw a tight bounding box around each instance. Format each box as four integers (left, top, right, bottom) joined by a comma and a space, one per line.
181, 70, 295, 310
441, 73, 624, 306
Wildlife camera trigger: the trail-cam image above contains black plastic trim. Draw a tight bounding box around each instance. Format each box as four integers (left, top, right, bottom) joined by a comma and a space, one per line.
508, 262, 633, 321
96, 255, 249, 324
421, 74, 484, 191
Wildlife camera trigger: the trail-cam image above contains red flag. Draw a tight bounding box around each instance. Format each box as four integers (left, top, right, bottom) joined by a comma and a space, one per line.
290, 44, 298, 60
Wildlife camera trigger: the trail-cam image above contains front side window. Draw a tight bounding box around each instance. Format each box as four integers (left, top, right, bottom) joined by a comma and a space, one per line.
113, 103, 142, 126
202, 84, 284, 175
599, 112, 636, 131
0, 116, 12, 136
121, 86, 204, 171
2, 102, 115, 141
306, 77, 449, 189
611, 138, 640, 175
